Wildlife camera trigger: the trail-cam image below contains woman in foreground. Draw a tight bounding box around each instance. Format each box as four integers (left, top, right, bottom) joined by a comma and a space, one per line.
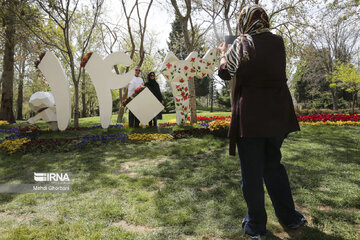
217, 4, 307, 239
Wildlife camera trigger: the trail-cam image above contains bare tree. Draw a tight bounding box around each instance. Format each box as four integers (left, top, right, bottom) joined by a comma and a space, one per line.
98, 20, 129, 123
170, 0, 217, 124
18, 0, 104, 127
117, 0, 153, 123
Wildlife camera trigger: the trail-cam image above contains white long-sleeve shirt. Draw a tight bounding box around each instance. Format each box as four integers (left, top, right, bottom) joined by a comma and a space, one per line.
127, 76, 144, 97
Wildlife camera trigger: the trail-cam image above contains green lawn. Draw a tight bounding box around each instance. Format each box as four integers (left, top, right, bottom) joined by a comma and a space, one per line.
0, 114, 359, 240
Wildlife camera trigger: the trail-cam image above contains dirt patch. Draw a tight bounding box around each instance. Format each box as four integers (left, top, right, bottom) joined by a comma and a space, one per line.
294, 203, 312, 225
317, 205, 358, 213
200, 183, 228, 192
200, 234, 223, 240
0, 210, 10, 217
157, 180, 166, 189
118, 157, 168, 174
200, 184, 218, 192
112, 220, 162, 233
273, 228, 306, 239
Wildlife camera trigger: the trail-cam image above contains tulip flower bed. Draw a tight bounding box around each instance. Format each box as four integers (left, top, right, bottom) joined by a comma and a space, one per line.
0, 120, 10, 126
0, 121, 177, 155
20, 138, 79, 153
66, 124, 124, 131
1, 113, 359, 155
300, 120, 360, 126
187, 115, 231, 122
173, 128, 210, 139
297, 114, 360, 122
128, 133, 173, 143
0, 138, 31, 155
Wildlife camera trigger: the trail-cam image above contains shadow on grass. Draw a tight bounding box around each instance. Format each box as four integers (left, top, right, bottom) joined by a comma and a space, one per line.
0, 143, 117, 204
282, 225, 347, 240
146, 131, 358, 239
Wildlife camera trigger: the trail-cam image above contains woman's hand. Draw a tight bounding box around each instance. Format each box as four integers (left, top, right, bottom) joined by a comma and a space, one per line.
218, 42, 228, 55
218, 42, 228, 65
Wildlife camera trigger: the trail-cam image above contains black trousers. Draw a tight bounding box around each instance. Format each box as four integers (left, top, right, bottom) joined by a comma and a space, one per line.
128, 111, 140, 128
237, 136, 301, 233
148, 116, 158, 127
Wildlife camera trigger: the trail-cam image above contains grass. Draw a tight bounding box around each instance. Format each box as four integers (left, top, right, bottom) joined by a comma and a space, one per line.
0, 113, 359, 240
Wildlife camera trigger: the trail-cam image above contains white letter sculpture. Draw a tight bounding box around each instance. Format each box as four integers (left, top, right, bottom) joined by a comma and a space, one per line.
85, 52, 134, 129
28, 92, 58, 130
33, 49, 211, 129
37, 52, 71, 131
160, 49, 217, 124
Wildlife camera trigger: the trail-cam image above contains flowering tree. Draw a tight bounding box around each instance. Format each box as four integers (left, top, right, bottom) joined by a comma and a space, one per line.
327, 62, 360, 113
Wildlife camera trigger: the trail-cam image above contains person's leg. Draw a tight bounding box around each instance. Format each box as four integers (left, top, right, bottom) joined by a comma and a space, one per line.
263, 136, 306, 226
153, 116, 158, 127
134, 115, 140, 128
237, 138, 268, 236
129, 111, 134, 128
149, 119, 153, 127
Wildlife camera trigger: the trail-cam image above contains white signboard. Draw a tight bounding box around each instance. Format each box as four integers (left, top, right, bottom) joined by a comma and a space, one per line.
126, 88, 164, 125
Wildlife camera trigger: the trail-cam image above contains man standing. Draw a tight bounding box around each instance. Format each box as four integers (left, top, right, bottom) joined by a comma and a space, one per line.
127, 66, 144, 127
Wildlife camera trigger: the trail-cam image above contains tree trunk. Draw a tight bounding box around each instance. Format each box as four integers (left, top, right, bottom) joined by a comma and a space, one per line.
352, 92, 356, 114
170, 0, 197, 124
117, 88, 128, 123
81, 68, 87, 118
74, 84, 80, 126
189, 77, 197, 124
331, 88, 338, 110
16, 57, 25, 120
0, 7, 16, 123
64, 18, 79, 127
224, 0, 233, 36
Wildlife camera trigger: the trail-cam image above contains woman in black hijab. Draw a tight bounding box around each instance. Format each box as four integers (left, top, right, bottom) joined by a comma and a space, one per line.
145, 72, 164, 127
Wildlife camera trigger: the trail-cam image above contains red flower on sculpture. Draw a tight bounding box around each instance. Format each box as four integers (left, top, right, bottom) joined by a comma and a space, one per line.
184, 87, 188, 92
176, 85, 180, 89
207, 62, 211, 66
190, 68, 196, 73
122, 85, 146, 108
190, 58, 196, 62
39, 52, 46, 60
166, 62, 172, 69
199, 59, 203, 63
80, 52, 93, 67
184, 106, 188, 111
165, 75, 169, 79
179, 78, 185, 83
34, 51, 47, 68
184, 66, 188, 70
134, 85, 145, 94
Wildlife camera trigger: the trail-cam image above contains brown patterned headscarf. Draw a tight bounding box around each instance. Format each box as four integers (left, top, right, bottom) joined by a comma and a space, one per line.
225, 5, 270, 77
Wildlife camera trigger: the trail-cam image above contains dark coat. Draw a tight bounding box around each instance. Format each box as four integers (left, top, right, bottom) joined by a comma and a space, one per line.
218, 32, 300, 155
145, 79, 164, 119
